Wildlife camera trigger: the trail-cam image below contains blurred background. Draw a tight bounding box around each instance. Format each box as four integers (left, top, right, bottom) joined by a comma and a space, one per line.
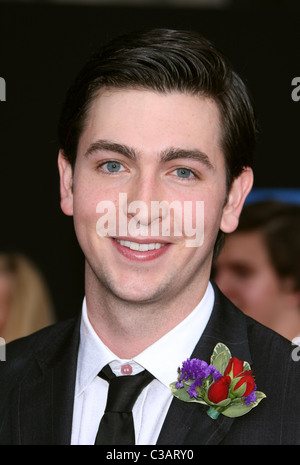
0, 0, 299, 325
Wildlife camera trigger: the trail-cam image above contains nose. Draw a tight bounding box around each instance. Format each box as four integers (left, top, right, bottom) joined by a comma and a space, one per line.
122, 172, 168, 233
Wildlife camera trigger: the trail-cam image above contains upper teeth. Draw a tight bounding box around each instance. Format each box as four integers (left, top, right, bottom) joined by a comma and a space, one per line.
115, 239, 166, 251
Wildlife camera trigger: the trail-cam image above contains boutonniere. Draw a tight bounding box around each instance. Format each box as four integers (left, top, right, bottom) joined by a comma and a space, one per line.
170, 343, 266, 419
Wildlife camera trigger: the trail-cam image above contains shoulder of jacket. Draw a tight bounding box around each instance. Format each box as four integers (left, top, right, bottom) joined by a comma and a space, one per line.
0, 318, 78, 379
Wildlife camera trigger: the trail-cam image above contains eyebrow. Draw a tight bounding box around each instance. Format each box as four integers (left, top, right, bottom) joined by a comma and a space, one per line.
84, 139, 137, 160
85, 139, 214, 170
160, 147, 214, 171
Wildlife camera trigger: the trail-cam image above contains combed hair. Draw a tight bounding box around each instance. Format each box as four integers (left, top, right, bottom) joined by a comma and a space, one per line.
57, 28, 258, 189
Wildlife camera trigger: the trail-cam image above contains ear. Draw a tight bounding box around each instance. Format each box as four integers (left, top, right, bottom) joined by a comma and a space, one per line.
58, 150, 74, 216
220, 167, 253, 234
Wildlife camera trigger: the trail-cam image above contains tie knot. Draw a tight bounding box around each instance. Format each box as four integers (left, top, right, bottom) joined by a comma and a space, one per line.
99, 365, 154, 413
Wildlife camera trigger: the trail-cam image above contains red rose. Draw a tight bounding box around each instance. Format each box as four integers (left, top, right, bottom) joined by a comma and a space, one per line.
208, 375, 231, 403
224, 357, 244, 378
233, 371, 255, 397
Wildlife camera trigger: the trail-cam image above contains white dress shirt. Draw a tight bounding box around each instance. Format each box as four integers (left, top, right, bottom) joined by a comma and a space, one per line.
71, 282, 214, 445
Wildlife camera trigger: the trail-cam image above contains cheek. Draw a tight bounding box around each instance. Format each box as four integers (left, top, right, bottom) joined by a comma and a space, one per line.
0, 277, 12, 305
244, 283, 268, 305
74, 185, 124, 244
178, 191, 225, 250
72, 182, 103, 237
172, 199, 204, 241
241, 275, 281, 316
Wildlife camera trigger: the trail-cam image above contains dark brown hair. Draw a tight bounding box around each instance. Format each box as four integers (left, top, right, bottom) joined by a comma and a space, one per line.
57, 28, 257, 189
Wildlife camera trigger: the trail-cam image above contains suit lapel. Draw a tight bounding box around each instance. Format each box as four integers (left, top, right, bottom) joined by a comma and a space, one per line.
156, 397, 235, 445
12, 286, 251, 445
15, 317, 80, 445
157, 284, 252, 445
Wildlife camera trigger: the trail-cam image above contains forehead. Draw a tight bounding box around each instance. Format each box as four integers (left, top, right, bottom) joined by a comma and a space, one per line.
78, 88, 223, 162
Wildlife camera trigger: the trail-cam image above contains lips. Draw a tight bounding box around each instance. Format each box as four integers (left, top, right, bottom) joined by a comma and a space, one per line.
112, 237, 170, 261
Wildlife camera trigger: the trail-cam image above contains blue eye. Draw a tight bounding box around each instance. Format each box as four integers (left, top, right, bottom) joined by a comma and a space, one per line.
175, 168, 193, 178
104, 161, 123, 172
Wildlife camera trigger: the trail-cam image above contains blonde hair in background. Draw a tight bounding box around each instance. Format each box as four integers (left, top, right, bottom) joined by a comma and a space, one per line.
0, 253, 55, 342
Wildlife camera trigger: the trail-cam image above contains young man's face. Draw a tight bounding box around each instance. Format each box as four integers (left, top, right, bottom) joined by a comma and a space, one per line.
59, 88, 252, 307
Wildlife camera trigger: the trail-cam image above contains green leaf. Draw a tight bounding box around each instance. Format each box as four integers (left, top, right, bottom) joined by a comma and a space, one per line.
221, 391, 267, 418
210, 343, 231, 375
243, 361, 251, 371
170, 382, 192, 402
170, 382, 202, 404
221, 401, 253, 418
231, 383, 246, 398
209, 397, 232, 408
250, 391, 267, 407
229, 376, 246, 397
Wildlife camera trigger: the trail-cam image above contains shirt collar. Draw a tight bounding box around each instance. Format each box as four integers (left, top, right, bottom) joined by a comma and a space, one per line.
134, 282, 214, 386
75, 282, 214, 396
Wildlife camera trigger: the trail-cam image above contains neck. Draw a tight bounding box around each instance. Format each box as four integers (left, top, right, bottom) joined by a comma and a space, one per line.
84, 267, 208, 359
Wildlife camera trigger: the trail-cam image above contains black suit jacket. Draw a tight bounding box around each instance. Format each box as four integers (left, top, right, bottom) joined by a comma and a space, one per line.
1, 285, 300, 445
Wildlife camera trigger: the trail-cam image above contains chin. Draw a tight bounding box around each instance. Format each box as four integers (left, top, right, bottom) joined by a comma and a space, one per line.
114, 289, 161, 305
108, 278, 168, 305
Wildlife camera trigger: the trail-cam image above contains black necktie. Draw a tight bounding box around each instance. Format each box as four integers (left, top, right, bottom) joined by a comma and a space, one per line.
95, 364, 154, 445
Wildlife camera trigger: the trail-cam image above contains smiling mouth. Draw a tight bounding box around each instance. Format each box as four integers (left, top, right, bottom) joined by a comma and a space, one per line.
114, 238, 168, 252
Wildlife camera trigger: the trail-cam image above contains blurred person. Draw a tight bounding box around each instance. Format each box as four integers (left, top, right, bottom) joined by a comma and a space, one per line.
0, 253, 55, 342
213, 200, 300, 341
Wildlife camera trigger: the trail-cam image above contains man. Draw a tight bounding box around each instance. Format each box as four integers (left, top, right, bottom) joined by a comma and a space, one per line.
0, 28, 299, 445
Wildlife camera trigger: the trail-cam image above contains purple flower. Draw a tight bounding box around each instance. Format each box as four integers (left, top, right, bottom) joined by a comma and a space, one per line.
244, 384, 257, 406
187, 383, 199, 399
175, 381, 184, 388
179, 358, 211, 381
208, 364, 222, 381
176, 358, 222, 400
187, 377, 204, 399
